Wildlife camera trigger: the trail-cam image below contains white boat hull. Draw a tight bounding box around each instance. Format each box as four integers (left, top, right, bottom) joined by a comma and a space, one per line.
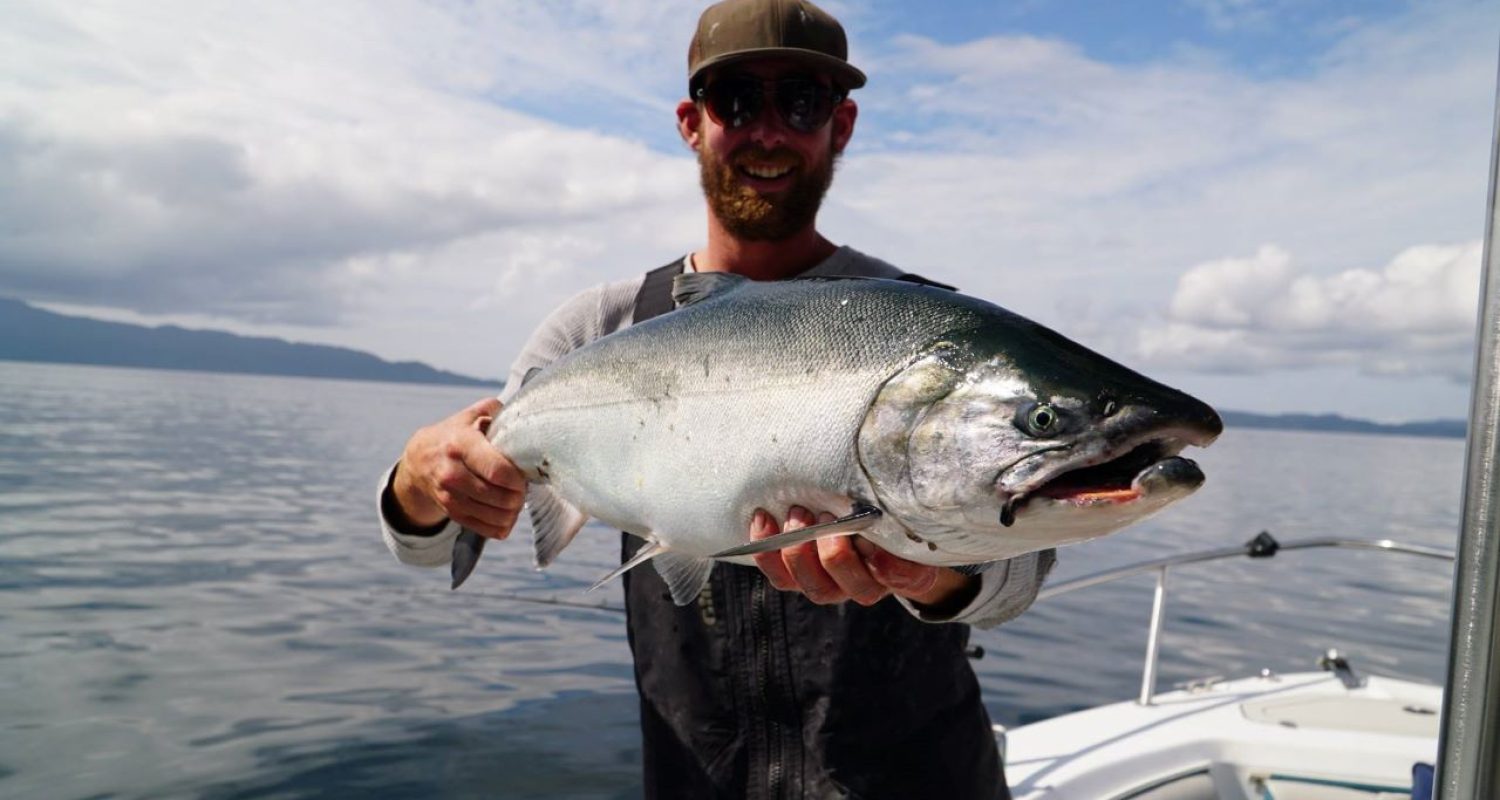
1000, 670, 1439, 800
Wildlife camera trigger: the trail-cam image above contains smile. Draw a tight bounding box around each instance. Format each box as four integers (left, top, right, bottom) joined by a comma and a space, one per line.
738, 163, 794, 180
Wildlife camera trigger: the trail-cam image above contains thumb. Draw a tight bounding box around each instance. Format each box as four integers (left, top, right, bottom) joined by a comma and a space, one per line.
463, 396, 502, 422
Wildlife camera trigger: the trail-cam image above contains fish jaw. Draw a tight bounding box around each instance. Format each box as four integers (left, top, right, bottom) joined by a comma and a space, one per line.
1006, 454, 1205, 546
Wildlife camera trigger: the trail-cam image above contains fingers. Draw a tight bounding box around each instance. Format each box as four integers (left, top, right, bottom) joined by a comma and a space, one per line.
856, 538, 941, 598
750, 510, 798, 591
464, 435, 527, 493
454, 399, 528, 494
779, 509, 847, 605
749, 507, 887, 606
463, 396, 502, 422
394, 396, 525, 537
431, 459, 525, 540
816, 530, 887, 606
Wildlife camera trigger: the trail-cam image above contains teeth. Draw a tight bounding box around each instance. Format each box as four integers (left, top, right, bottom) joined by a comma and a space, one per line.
741, 164, 792, 179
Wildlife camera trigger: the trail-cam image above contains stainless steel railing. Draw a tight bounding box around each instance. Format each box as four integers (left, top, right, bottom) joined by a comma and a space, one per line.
1033, 533, 1455, 705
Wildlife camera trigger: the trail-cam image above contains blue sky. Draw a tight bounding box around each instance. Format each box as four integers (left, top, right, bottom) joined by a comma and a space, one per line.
1, 0, 1496, 422
863, 0, 1415, 73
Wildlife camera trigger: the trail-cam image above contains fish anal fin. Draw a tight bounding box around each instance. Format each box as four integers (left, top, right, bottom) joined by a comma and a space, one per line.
652, 551, 715, 606
710, 504, 883, 559
589, 540, 666, 593
528, 484, 589, 569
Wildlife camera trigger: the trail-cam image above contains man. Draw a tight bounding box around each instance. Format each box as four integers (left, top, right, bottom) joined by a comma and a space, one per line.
380, 1, 1054, 796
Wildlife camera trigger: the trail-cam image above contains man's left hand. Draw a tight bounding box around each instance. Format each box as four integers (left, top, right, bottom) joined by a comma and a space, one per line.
749, 506, 978, 611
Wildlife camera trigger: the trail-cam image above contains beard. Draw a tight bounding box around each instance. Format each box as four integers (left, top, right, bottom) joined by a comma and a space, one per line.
698, 143, 837, 241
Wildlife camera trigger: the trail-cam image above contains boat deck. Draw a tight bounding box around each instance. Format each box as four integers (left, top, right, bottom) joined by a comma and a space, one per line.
1001, 671, 1439, 800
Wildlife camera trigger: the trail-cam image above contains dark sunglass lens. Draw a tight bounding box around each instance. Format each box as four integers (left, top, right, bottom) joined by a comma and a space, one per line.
708, 78, 763, 129
776, 78, 832, 132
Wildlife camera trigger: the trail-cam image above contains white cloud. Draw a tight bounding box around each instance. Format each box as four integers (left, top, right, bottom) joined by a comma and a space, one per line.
1168, 245, 1294, 328
1136, 240, 1482, 380
0, 0, 702, 334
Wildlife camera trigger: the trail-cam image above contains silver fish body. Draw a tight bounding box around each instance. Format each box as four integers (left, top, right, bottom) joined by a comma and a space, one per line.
456, 274, 1222, 603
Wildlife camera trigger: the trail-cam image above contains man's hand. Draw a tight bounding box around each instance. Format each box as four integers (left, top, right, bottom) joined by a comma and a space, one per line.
390, 397, 527, 540
749, 506, 978, 611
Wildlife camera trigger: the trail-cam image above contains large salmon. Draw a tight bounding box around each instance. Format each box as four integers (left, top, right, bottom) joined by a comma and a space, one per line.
453, 273, 1222, 604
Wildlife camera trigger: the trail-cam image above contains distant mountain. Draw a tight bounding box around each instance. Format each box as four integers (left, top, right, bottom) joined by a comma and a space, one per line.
1220, 410, 1465, 439
0, 296, 499, 387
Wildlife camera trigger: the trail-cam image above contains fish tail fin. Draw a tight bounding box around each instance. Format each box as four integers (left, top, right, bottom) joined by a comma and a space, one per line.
528, 484, 589, 569
451, 528, 486, 590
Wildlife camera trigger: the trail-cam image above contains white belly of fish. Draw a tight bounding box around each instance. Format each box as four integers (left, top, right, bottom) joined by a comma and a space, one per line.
496, 371, 880, 566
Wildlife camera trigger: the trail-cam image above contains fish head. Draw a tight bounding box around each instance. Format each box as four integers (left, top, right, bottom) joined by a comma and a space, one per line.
857, 318, 1222, 561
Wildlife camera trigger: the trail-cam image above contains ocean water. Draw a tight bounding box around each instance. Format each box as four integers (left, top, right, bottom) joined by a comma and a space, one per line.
0, 361, 1462, 798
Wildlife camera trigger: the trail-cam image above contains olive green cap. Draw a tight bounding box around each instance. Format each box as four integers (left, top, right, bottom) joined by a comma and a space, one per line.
687, 0, 867, 92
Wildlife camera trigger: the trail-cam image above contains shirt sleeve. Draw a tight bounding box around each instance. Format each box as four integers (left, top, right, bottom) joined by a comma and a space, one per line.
378, 463, 464, 567
894, 549, 1057, 629
376, 279, 637, 568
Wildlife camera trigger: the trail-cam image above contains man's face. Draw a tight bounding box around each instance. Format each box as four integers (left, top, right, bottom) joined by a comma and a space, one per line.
688, 59, 853, 241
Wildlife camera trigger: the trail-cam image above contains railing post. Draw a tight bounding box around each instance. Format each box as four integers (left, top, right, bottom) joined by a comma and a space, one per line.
1437, 45, 1500, 798
1139, 566, 1168, 705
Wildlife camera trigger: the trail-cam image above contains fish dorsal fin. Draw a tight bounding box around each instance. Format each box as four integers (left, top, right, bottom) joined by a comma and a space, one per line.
651, 551, 715, 605
710, 504, 883, 559
527, 484, 589, 568
521, 366, 544, 387
671, 272, 750, 308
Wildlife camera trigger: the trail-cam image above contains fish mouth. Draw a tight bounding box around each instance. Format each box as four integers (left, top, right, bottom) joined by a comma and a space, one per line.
1002, 439, 1206, 525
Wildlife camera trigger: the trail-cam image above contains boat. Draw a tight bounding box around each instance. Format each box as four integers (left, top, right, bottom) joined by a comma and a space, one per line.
994, 533, 1453, 800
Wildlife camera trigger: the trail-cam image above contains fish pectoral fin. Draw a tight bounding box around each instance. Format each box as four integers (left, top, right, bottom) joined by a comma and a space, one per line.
589, 539, 667, 593
671, 272, 749, 307
709, 504, 884, 559
452, 528, 486, 590
651, 551, 715, 606
528, 484, 589, 569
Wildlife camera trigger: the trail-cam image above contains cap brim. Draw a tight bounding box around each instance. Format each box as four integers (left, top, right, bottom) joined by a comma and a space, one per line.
689, 47, 867, 91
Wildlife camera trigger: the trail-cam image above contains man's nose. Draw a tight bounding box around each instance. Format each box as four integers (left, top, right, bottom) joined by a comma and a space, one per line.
745, 108, 790, 150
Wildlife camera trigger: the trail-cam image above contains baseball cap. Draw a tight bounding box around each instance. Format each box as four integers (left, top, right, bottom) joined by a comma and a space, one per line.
687, 0, 867, 93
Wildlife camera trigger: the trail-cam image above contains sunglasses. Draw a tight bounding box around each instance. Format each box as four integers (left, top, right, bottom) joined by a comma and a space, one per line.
695, 75, 846, 134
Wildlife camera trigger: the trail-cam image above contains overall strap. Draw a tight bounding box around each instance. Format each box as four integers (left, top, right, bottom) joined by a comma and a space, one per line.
633, 259, 686, 324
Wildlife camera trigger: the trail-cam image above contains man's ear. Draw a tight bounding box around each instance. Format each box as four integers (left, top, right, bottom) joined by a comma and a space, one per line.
677, 99, 702, 150
831, 97, 857, 154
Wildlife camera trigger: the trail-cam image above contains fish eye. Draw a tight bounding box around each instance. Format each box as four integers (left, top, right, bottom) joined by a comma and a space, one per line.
1021, 403, 1060, 436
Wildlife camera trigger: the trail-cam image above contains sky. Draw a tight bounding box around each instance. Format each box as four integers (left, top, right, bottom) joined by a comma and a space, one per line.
1, 0, 1496, 422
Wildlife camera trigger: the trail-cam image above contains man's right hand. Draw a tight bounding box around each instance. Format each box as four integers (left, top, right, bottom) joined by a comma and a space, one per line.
389, 397, 528, 540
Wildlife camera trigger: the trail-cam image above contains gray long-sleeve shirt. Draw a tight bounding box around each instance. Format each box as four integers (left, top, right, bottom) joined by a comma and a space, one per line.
378, 245, 1053, 628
